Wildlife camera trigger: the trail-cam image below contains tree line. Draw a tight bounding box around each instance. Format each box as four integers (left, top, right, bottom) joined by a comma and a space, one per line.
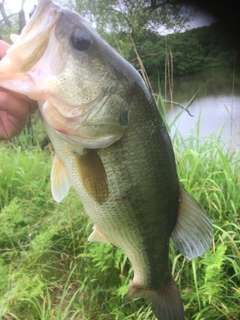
102, 22, 239, 80
0, 0, 238, 81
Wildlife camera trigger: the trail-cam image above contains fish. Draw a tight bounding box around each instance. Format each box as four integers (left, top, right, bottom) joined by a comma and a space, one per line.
0, 0, 213, 319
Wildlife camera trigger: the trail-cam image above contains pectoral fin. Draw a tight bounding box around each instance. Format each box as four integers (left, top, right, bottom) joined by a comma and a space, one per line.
75, 149, 108, 204
51, 153, 72, 202
171, 184, 213, 260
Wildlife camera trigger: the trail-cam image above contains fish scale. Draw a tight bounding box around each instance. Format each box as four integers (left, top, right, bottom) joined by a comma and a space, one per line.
45, 87, 178, 289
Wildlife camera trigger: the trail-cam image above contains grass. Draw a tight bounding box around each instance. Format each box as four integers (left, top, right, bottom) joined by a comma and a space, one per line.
0, 109, 239, 319
174, 137, 240, 320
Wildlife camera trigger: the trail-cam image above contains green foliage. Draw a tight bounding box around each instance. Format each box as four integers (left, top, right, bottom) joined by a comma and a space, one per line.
166, 107, 240, 319
137, 23, 238, 79
0, 4, 19, 41
90, 23, 239, 81
0, 110, 240, 319
0, 23, 18, 42
72, 0, 190, 34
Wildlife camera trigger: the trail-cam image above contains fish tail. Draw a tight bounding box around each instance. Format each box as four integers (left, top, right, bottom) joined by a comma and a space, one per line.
127, 275, 185, 320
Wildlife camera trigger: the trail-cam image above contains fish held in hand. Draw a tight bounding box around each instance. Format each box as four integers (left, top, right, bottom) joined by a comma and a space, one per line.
0, 0, 213, 319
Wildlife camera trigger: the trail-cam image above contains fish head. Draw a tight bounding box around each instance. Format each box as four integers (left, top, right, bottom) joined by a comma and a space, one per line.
0, 0, 132, 148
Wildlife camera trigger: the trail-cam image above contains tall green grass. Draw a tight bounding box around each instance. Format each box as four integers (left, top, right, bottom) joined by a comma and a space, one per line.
0, 110, 239, 319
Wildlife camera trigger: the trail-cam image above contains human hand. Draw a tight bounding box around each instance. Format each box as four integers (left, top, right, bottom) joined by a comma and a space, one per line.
0, 40, 38, 140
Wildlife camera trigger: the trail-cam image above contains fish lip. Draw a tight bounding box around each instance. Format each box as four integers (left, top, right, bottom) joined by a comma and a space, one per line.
30, 0, 60, 23
54, 130, 114, 149
0, 0, 61, 76
21, 0, 60, 37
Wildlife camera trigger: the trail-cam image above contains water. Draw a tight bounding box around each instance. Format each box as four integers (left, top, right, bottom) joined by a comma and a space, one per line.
163, 68, 240, 149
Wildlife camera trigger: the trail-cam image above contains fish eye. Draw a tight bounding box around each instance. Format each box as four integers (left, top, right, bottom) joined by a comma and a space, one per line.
71, 29, 92, 52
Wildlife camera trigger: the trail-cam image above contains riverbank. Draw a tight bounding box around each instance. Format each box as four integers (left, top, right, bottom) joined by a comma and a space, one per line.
155, 68, 240, 149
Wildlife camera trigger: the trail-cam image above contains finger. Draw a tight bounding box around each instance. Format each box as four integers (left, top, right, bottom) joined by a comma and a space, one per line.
0, 88, 38, 114
0, 91, 31, 120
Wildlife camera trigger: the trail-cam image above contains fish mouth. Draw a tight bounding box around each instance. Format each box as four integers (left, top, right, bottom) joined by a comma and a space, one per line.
54, 129, 116, 149
0, 0, 126, 149
7, 0, 60, 73
22, 0, 60, 39
40, 90, 120, 150
0, 0, 112, 113
39, 83, 112, 132
0, 0, 61, 99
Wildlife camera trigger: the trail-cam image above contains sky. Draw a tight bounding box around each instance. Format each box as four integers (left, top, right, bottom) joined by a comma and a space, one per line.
7, 0, 216, 29
5, 0, 38, 18
190, 8, 216, 29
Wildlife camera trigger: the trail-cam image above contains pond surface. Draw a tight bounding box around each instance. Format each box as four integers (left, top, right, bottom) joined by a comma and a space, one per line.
163, 68, 240, 149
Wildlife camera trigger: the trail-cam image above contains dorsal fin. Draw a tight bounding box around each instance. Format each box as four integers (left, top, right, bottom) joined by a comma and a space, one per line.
75, 149, 108, 204
171, 184, 213, 260
51, 153, 72, 202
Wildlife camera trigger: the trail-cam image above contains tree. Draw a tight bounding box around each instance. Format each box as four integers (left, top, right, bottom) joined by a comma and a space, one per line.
72, 0, 191, 33
0, 0, 26, 40
69, 0, 193, 63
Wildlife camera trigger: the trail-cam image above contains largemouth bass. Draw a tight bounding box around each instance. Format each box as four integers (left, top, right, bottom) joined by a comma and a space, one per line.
0, 1, 212, 319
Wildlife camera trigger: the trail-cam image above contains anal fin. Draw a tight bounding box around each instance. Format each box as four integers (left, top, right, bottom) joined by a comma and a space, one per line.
88, 225, 110, 243
171, 184, 213, 260
51, 153, 72, 202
